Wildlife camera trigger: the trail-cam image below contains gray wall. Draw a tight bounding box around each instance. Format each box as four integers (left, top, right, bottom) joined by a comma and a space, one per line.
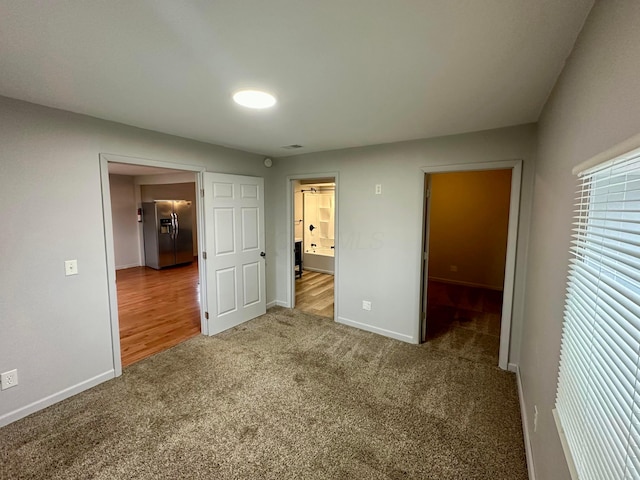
268, 124, 536, 353
0, 95, 268, 425
519, 2, 640, 478
109, 174, 140, 269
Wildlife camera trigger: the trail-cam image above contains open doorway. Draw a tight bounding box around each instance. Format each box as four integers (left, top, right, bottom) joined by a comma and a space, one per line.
107, 162, 202, 367
290, 177, 336, 318
420, 161, 522, 370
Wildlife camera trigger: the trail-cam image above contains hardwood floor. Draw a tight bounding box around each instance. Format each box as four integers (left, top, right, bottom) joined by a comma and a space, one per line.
116, 261, 201, 367
295, 271, 334, 318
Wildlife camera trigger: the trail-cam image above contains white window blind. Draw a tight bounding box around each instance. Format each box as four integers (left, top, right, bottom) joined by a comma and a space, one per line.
556, 149, 640, 480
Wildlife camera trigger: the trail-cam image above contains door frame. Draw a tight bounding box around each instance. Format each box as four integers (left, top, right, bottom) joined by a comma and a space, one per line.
286, 172, 339, 319
99, 153, 208, 377
420, 160, 522, 370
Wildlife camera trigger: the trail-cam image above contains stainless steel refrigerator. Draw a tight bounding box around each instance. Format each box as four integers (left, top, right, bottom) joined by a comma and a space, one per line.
142, 200, 194, 269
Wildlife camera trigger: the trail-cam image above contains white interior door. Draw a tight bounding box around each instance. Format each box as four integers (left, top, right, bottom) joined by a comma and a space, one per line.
203, 173, 266, 335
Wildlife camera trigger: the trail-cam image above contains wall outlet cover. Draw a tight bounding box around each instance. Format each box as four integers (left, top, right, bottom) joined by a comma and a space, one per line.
1, 369, 18, 390
64, 259, 78, 276
362, 300, 372, 311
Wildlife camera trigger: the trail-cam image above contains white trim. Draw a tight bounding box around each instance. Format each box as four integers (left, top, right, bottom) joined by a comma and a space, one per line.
99, 157, 123, 377
116, 262, 142, 270
303, 266, 335, 275
99, 154, 207, 377
423, 160, 520, 174
337, 316, 417, 344
267, 300, 288, 309
0, 370, 114, 428
428, 276, 503, 291
420, 159, 522, 370
286, 172, 340, 322
553, 409, 579, 480
572, 132, 640, 175
195, 171, 208, 335
507, 362, 518, 373
514, 365, 537, 480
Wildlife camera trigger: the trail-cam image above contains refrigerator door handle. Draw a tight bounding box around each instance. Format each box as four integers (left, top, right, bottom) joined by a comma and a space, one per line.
174, 212, 179, 237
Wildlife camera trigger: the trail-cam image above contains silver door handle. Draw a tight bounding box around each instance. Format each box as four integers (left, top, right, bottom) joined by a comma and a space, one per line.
174, 213, 179, 237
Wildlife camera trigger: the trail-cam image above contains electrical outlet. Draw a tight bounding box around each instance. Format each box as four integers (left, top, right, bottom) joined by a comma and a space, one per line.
534, 405, 539, 432
449, 265, 458, 272
64, 259, 78, 276
375, 184, 382, 195
1, 369, 18, 390
362, 300, 372, 311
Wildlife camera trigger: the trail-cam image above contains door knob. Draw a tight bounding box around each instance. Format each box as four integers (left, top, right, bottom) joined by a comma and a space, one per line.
260, 252, 266, 257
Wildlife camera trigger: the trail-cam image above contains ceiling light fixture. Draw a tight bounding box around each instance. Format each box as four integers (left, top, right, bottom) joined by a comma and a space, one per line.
232, 89, 276, 109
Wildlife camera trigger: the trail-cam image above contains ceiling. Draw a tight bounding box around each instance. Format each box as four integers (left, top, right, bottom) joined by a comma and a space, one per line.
0, 1, 593, 157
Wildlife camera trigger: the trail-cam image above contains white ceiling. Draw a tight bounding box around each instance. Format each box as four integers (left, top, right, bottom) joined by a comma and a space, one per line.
0, 1, 593, 157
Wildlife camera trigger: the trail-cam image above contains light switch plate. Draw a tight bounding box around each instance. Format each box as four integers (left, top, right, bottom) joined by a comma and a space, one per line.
65, 259, 78, 276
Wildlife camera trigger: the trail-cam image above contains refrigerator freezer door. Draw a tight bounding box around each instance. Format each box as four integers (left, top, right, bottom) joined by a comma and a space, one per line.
142, 202, 160, 269
174, 200, 194, 265
156, 200, 176, 268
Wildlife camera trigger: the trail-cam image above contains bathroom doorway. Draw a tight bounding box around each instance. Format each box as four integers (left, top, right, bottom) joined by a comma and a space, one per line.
288, 175, 338, 319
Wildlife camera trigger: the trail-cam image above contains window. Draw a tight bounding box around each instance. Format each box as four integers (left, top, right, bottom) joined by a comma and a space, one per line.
556, 148, 640, 479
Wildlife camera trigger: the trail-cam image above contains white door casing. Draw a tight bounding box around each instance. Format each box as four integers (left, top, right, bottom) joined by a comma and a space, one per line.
421, 174, 432, 343
203, 173, 266, 335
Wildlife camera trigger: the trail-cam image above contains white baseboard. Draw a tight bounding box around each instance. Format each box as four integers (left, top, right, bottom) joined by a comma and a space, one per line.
508, 362, 518, 373
116, 263, 141, 270
428, 276, 503, 291
336, 316, 416, 343
0, 370, 115, 428
514, 365, 536, 480
266, 300, 288, 309
302, 267, 334, 275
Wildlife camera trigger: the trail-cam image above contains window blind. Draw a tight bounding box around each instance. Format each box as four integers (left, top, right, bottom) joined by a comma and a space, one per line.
556, 149, 640, 480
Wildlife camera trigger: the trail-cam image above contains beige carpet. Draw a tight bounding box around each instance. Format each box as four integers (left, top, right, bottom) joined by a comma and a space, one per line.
0, 307, 527, 479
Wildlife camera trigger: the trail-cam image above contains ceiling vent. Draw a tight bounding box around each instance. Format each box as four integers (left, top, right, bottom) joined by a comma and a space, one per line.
281, 144, 303, 150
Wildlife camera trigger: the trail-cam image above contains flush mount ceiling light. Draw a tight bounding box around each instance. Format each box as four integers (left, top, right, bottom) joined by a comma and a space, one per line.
232, 89, 276, 109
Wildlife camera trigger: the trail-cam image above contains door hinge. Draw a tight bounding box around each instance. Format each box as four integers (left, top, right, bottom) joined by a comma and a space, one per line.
426, 189, 431, 198
422, 312, 426, 321
423, 252, 428, 261
201, 188, 205, 197
205, 311, 209, 319
203, 251, 207, 260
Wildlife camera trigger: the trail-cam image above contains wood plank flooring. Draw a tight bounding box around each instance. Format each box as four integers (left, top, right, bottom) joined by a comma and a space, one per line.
295, 271, 334, 318
116, 262, 201, 367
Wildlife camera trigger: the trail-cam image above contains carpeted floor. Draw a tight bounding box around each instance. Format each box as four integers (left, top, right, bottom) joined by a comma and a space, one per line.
0, 307, 527, 479
427, 281, 504, 366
